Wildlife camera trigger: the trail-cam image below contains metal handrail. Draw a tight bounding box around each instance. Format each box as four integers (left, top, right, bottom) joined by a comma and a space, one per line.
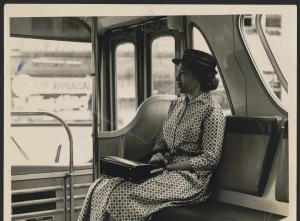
255, 14, 288, 92
11, 111, 74, 221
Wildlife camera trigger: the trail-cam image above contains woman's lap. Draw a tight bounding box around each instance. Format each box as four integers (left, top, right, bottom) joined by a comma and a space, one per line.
85, 170, 208, 221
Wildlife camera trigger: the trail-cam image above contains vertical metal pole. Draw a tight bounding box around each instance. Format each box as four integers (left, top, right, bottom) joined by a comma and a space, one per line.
68, 173, 74, 221
91, 17, 100, 181
64, 174, 68, 221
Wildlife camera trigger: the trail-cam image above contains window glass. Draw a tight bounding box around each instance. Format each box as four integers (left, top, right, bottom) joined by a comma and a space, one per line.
152, 36, 175, 95
193, 27, 232, 116
115, 43, 136, 129
241, 14, 292, 110
10, 37, 93, 167
10, 38, 92, 123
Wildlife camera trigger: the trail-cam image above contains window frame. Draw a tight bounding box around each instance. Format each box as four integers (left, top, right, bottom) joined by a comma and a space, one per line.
238, 15, 288, 113
108, 17, 181, 128
189, 23, 235, 115
256, 15, 288, 91
142, 17, 182, 97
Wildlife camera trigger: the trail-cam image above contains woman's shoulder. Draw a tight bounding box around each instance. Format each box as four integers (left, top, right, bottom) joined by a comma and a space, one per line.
167, 95, 186, 113
171, 94, 185, 104
207, 94, 225, 116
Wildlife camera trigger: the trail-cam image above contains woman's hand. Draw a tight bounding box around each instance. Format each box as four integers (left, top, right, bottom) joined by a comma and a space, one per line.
149, 152, 168, 166
165, 164, 174, 171
165, 161, 193, 171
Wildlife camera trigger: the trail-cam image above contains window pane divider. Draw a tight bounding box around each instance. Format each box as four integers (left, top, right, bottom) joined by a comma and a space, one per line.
255, 15, 288, 93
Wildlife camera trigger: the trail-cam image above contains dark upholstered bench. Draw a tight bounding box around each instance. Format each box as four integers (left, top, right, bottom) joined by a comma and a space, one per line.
152, 200, 284, 221
151, 116, 288, 221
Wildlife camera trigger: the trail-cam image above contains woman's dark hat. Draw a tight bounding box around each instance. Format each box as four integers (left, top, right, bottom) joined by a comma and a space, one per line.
172, 49, 217, 72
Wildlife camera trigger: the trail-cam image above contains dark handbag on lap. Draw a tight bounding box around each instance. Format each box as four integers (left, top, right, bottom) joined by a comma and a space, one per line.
100, 156, 165, 183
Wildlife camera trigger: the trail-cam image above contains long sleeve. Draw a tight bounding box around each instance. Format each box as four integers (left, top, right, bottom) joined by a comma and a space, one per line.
152, 99, 177, 152
189, 105, 226, 174
152, 130, 167, 152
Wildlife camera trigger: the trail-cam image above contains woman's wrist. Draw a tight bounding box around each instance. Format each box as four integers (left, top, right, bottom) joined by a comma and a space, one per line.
165, 161, 193, 171
165, 164, 175, 171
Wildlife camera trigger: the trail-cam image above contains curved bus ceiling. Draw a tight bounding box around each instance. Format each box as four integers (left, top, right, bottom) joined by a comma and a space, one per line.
10, 17, 91, 42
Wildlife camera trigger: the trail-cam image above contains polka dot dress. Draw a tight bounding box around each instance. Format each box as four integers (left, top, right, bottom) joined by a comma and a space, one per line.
77, 93, 226, 221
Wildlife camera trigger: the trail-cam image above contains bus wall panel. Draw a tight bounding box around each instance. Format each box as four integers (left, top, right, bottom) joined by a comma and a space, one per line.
187, 15, 286, 117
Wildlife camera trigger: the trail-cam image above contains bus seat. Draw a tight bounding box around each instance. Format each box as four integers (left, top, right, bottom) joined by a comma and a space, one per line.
98, 95, 177, 160
124, 95, 177, 160
152, 116, 285, 221
275, 120, 289, 203
98, 98, 286, 220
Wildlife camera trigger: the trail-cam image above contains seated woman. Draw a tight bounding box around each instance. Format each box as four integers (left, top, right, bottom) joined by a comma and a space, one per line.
78, 49, 226, 221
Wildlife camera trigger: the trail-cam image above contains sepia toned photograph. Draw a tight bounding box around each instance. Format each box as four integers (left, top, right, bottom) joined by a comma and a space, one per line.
4, 4, 297, 221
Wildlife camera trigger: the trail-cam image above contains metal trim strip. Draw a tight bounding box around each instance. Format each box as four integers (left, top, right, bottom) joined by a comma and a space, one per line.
12, 183, 92, 196
12, 208, 64, 219
12, 197, 64, 207
12, 186, 63, 195
12, 169, 92, 181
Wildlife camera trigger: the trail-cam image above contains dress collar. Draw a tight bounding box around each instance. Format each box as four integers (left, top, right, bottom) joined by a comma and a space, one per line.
184, 92, 210, 104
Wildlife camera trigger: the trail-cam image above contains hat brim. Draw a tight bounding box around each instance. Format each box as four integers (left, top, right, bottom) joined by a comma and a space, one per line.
172, 58, 182, 66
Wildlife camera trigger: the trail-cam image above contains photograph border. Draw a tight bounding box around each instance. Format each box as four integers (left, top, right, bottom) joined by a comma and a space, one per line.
1, 1, 299, 221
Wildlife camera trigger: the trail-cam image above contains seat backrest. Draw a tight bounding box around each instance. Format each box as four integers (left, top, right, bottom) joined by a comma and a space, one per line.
213, 116, 282, 196
123, 95, 176, 160
97, 95, 176, 165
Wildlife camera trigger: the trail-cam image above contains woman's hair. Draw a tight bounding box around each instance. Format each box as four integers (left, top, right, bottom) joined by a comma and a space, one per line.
189, 65, 219, 92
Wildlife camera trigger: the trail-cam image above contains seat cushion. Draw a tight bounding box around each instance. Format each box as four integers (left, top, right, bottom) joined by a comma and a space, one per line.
151, 200, 284, 221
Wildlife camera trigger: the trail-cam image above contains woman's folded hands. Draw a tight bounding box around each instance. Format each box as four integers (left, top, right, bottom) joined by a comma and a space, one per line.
149, 152, 168, 167
149, 152, 193, 171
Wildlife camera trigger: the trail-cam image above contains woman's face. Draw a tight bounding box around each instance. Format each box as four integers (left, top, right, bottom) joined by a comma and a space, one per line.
176, 64, 199, 94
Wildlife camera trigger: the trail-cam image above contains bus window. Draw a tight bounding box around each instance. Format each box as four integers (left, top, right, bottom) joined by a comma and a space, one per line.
241, 14, 292, 110
115, 43, 136, 129
152, 36, 176, 95
10, 37, 93, 167
192, 27, 232, 116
